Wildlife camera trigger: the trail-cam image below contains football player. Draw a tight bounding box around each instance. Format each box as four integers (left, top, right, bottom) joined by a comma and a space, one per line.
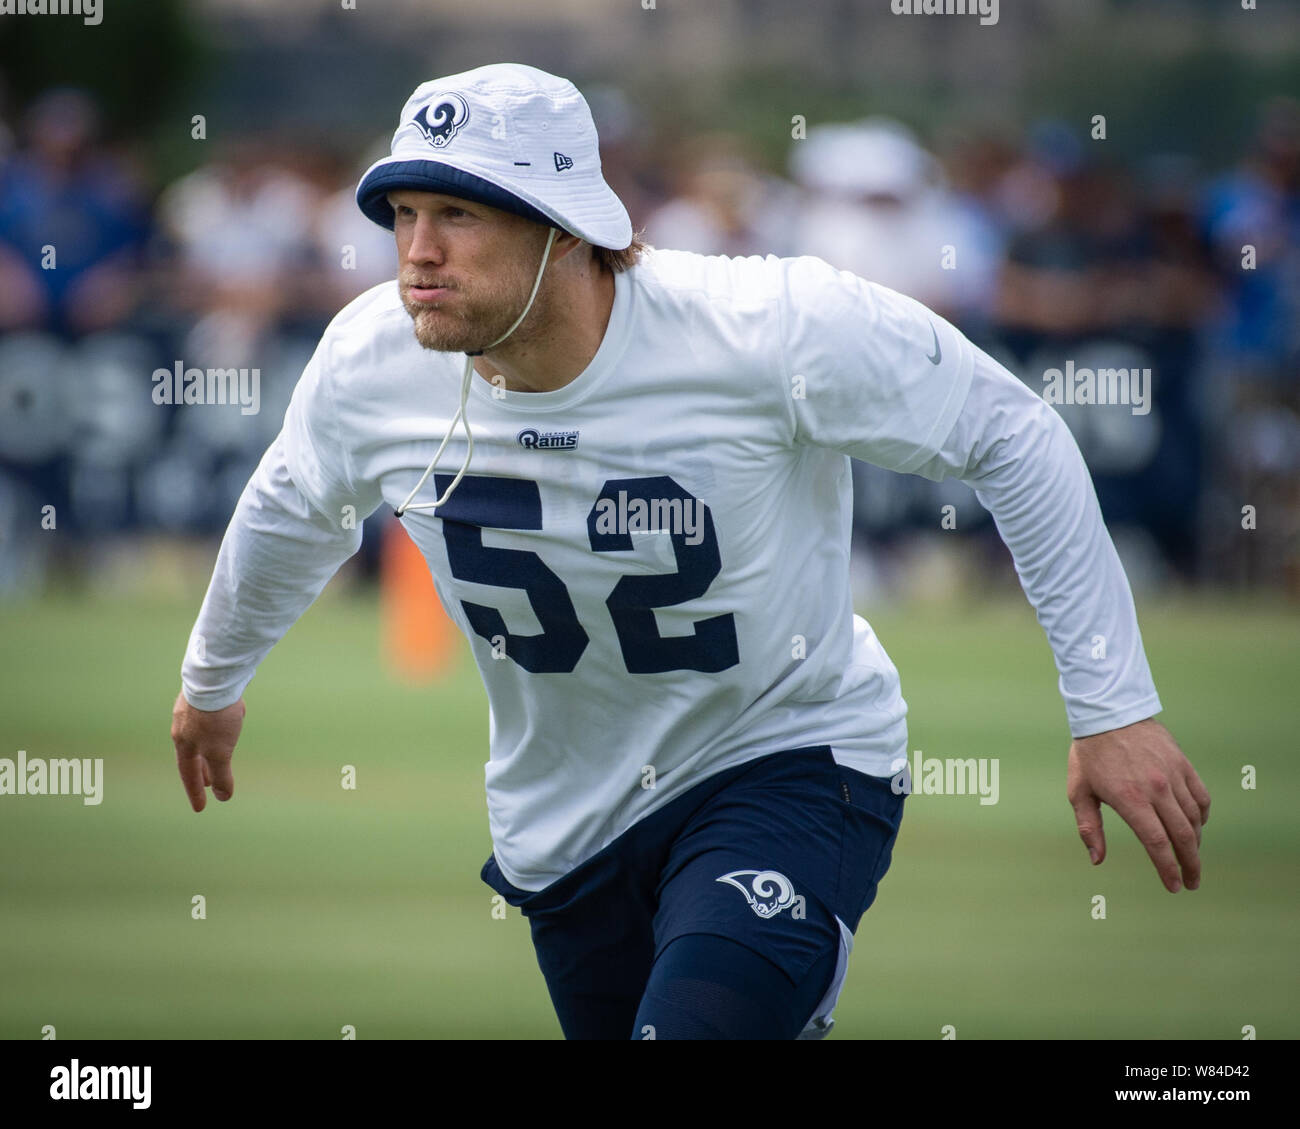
171, 63, 1210, 1040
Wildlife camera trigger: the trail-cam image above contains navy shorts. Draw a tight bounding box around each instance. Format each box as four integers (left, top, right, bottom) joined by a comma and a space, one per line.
481, 745, 906, 1039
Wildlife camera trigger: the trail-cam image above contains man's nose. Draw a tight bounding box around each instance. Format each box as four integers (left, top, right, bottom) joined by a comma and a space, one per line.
405, 215, 445, 265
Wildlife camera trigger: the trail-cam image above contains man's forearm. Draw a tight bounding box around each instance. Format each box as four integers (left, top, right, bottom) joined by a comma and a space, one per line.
181, 434, 364, 710
915, 349, 1162, 736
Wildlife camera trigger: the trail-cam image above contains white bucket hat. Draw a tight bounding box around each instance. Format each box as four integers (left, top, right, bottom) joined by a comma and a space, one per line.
356, 62, 632, 249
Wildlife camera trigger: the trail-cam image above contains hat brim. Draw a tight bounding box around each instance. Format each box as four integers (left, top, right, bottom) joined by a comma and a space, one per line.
357, 159, 558, 231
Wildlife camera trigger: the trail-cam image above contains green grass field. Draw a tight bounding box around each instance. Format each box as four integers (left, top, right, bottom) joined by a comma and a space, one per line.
1, 586, 1296, 1039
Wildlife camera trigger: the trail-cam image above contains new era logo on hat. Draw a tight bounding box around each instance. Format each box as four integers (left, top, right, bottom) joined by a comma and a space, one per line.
356, 63, 631, 249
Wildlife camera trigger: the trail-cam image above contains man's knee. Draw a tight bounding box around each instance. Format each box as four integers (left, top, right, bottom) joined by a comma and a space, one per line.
632, 933, 837, 1040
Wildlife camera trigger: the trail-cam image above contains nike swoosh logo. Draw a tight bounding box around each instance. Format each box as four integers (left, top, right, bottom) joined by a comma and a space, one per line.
926, 323, 942, 365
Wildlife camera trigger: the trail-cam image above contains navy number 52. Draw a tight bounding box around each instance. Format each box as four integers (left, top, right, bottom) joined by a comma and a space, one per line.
433, 473, 739, 675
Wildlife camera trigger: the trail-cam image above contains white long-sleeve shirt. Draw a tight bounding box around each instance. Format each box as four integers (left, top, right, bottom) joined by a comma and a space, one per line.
181, 248, 1161, 890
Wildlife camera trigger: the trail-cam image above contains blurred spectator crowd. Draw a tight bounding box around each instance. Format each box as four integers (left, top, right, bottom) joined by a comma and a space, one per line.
1, 84, 1297, 595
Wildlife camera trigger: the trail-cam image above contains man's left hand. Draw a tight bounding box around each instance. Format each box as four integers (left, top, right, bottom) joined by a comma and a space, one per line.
1067, 718, 1211, 892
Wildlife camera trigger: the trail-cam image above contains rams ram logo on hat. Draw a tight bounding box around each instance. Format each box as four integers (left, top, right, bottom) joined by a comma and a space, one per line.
410, 94, 469, 149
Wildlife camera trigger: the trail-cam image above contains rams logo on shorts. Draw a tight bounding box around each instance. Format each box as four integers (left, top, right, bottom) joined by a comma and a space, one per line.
411, 95, 470, 149
716, 869, 798, 919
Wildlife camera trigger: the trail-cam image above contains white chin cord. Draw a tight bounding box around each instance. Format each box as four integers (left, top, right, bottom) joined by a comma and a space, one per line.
395, 225, 559, 517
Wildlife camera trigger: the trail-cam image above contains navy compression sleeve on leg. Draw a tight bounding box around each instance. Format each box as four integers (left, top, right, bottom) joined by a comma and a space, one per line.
632, 933, 837, 1040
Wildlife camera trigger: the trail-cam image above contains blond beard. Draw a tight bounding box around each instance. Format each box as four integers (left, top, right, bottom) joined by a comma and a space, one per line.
400, 239, 551, 354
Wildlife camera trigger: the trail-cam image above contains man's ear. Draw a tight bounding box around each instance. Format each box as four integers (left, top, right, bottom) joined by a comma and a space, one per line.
547, 228, 585, 262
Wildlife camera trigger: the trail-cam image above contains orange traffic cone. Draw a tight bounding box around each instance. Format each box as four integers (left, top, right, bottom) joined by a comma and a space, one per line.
381, 516, 458, 681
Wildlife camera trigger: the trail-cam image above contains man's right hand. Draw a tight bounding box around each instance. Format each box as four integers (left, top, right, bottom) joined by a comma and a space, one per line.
171, 692, 245, 812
